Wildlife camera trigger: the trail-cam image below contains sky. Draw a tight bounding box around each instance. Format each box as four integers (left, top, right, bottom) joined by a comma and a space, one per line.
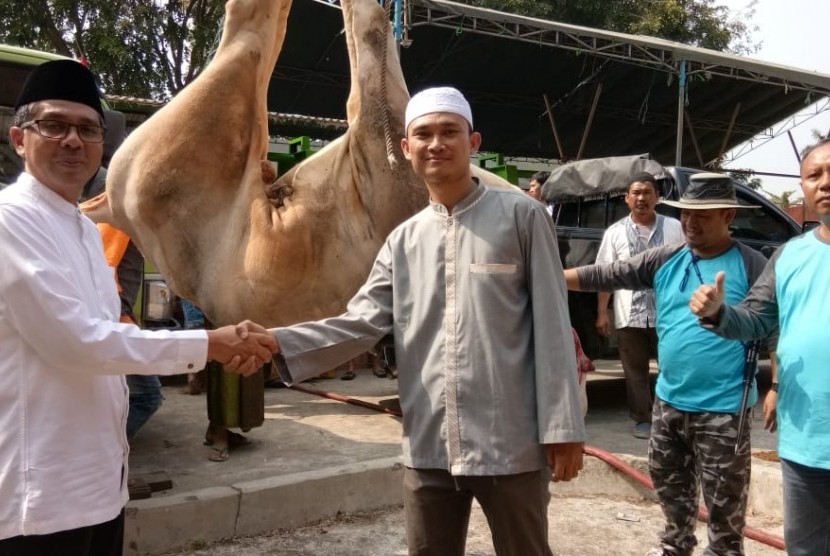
719, 0, 830, 200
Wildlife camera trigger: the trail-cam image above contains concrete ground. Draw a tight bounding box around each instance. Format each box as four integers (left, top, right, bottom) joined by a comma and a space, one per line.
164, 497, 784, 556
126, 360, 784, 556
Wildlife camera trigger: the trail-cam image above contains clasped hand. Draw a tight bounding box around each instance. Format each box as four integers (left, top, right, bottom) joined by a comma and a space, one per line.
206, 320, 279, 376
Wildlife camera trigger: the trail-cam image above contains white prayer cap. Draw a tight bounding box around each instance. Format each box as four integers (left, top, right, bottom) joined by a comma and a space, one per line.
405, 87, 473, 131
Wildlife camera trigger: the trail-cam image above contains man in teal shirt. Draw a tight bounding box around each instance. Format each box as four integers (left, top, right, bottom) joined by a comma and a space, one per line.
691, 139, 830, 556
566, 173, 772, 556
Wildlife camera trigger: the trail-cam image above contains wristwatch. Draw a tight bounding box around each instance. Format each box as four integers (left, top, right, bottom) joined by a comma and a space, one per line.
770, 383, 779, 393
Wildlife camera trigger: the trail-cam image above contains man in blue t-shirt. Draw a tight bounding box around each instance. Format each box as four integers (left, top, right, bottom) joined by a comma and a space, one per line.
565, 173, 774, 556
691, 139, 830, 556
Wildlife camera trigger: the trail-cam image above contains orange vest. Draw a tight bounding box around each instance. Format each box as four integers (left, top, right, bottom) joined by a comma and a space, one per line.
98, 223, 134, 324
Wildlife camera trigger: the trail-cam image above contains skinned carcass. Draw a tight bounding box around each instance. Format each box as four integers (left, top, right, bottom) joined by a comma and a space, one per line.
90, 0, 511, 327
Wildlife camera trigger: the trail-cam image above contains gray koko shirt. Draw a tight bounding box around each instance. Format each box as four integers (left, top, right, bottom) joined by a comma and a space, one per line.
274, 182, 586, 476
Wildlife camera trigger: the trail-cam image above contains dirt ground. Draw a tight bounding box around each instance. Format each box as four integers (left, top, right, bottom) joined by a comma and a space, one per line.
167, 493, 784, 556
135, 365, 782, 556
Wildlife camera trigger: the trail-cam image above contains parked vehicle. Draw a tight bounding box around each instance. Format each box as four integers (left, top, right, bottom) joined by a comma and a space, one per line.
543, 155, 809, 358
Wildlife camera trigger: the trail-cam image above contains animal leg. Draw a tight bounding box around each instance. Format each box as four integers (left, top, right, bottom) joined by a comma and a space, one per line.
342, 0, 409, 148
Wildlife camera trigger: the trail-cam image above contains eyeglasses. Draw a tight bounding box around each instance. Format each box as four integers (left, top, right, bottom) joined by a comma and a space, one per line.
20, 119, 106, 143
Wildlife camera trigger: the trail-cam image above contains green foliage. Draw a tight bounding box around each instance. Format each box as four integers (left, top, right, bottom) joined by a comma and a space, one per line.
464, 0, 758, 54
763, 189, 798, 209
810, 128, 828, 142
0, 0, 224, 99
727, 168, 762, 190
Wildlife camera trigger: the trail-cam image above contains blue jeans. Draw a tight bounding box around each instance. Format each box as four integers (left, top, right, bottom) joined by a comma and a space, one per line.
180, 299, 205, 329
782, 458, 830, 555
126, 375, 163, 440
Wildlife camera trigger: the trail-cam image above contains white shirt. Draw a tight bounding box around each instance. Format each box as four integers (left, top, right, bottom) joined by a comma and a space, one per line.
0, 173, 208, 539
595, 213, 683, 328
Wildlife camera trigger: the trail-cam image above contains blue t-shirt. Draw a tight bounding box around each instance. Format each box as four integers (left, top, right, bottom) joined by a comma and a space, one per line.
773, 232, 830, 469
654, 246, 758, 412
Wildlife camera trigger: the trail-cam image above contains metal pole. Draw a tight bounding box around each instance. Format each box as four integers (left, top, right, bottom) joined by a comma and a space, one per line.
394, 0, 403, 43
684, 110, 704, 168
543, 93, 566, 161
718, 102, 742, 162
787, 130, 802, 163
675, 60, 686, 166
787, 130, 806, 227
735, 341, 760, 454
577, 83, 602, 160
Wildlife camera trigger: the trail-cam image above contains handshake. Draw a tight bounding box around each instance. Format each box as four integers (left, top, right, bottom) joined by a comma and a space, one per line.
205, 321, 281, 376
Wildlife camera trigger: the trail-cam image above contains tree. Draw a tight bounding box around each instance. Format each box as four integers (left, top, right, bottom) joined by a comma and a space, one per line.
463, 0, 758, 54
0, 0, 224, 100
727, 169, 762, 191
764, 189, 798, 209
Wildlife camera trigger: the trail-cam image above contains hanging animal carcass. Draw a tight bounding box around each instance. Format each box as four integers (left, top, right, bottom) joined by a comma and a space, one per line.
86, 0, 511, 327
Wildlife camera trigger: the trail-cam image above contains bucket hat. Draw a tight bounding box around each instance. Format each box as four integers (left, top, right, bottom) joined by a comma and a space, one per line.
660, 172, 758, 210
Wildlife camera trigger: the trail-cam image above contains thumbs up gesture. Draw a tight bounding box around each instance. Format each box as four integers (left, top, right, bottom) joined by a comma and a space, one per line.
689, 271, 726, 320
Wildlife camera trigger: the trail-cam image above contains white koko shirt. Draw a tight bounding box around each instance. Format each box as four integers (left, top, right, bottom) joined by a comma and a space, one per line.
595, 214, 683, 329
0, 173, 207, 539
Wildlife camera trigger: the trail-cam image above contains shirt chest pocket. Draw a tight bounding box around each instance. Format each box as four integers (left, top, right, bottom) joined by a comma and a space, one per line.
469, 263, 518, 275
468, 263, 523, 305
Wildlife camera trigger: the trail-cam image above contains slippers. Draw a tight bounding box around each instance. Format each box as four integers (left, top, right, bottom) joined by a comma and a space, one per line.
203, 431, 251, 448
340, 371, 356, 381
207, 446, 230, 462
227, 431, 251, 448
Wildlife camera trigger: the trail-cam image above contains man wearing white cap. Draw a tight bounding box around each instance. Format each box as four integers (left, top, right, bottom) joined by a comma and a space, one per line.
270, 86, 586, 554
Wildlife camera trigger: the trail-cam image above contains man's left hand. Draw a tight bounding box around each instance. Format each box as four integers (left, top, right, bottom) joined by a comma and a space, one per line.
544, 442, 584, 482
763, 390, 778, 432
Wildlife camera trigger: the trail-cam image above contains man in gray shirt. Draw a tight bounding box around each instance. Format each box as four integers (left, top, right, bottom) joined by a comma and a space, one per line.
271, 87, 585, 555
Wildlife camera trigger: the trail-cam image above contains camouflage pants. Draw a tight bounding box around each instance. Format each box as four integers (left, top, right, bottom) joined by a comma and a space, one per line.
649, 399, 751, 556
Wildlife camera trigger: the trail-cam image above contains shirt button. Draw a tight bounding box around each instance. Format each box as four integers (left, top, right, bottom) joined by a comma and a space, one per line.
187, 363, 194, 369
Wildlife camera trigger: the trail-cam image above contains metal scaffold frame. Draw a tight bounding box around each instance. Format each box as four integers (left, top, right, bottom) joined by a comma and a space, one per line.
403, 0, 830, 166
406, 0, 829, 95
